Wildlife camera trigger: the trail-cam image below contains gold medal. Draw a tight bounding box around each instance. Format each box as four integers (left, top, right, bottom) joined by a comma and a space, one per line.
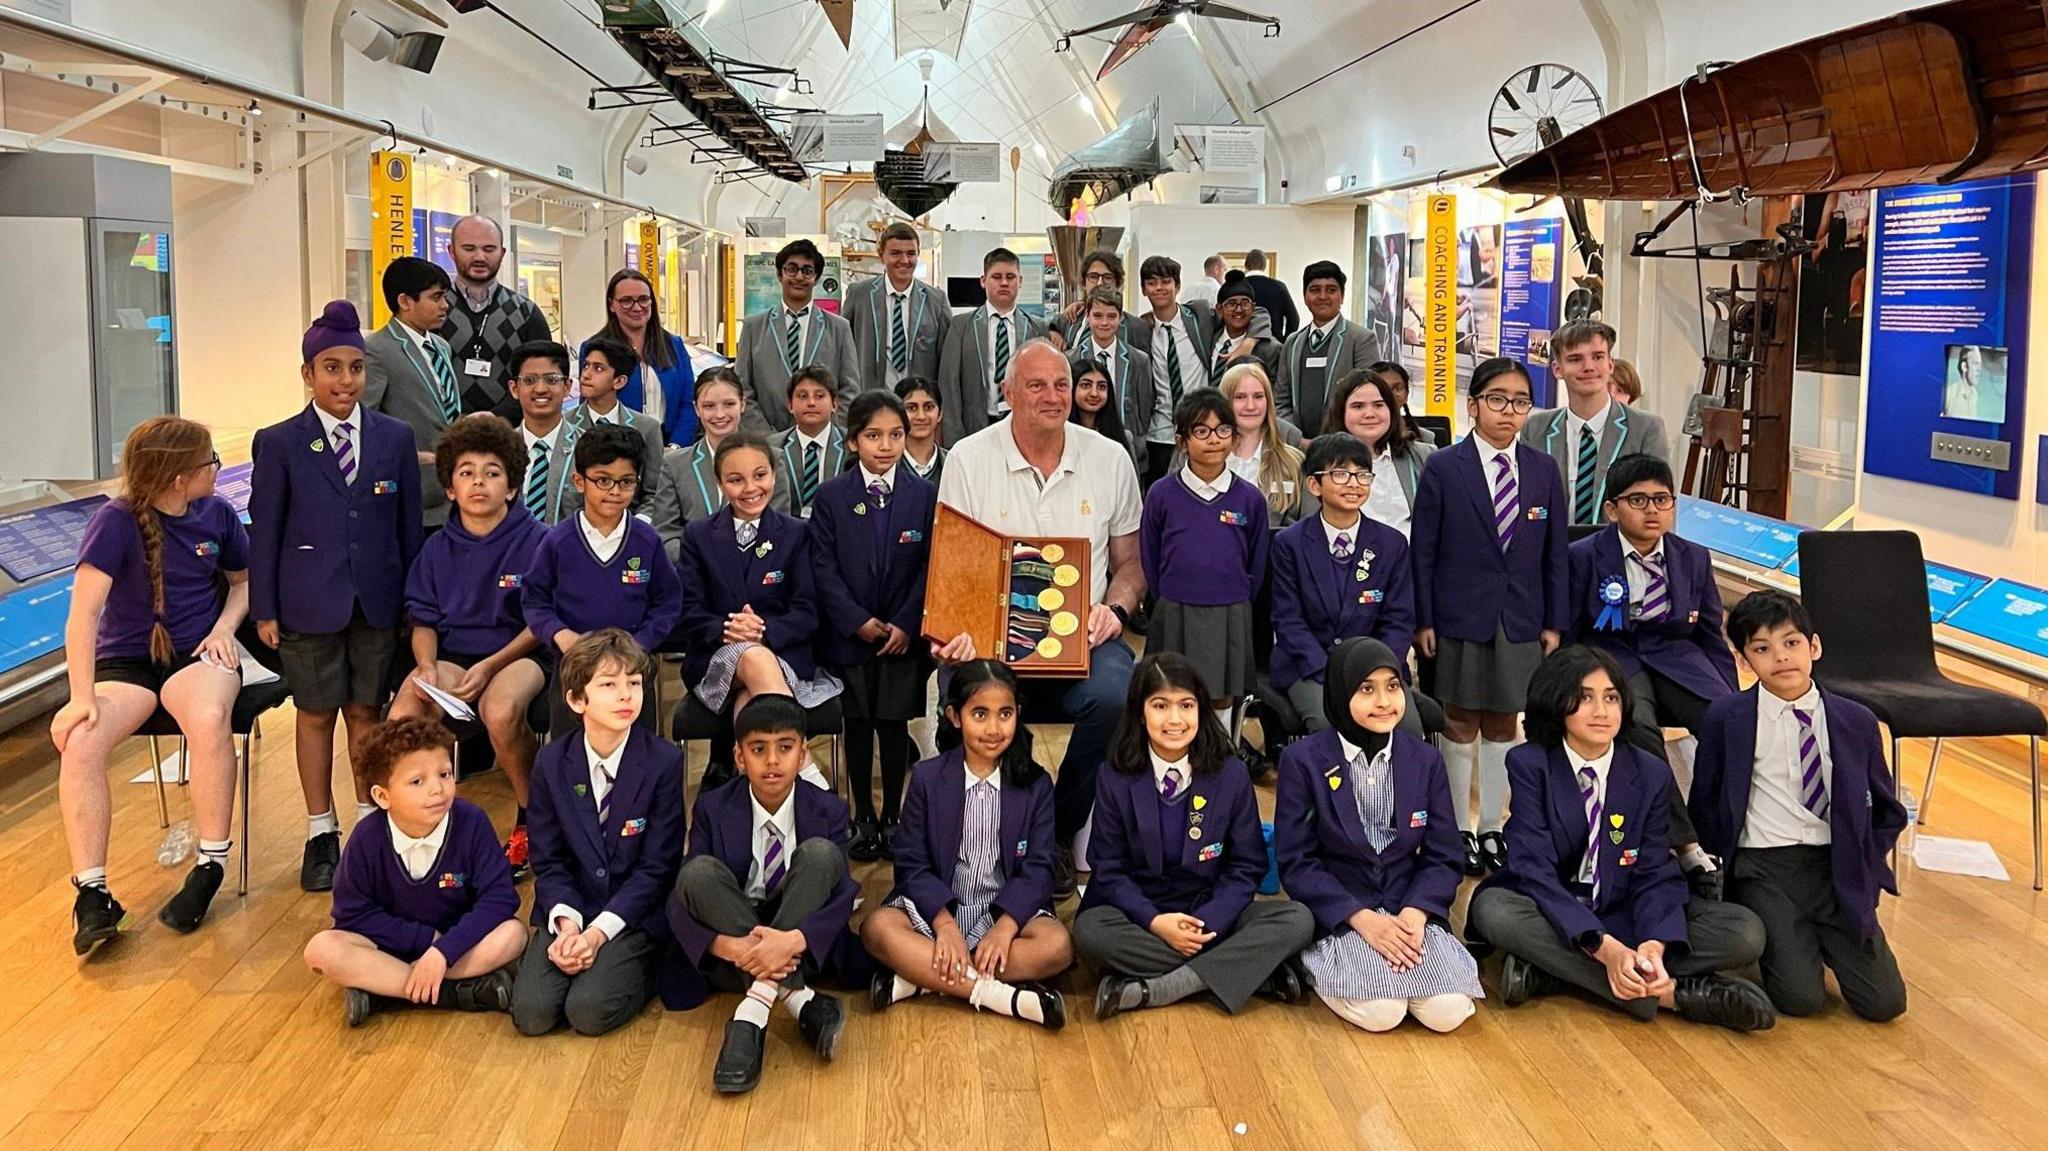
1053, 564, 1080, 588
1042, 543, 1065, 563
1035, 636, 1063, 659
1050, 611, 1078, 636
1038, 587, 1065, 611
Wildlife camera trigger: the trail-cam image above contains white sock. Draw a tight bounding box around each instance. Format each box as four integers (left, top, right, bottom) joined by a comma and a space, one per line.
1679, 844, 1717, 873
1443, 739, 1476, 831
734, 980, 776, 1028
780, 985, 816, 1018
1477, 737, 1515, 834
74, 867, 109, 891
890, 975, 926, 1004
966, 972, 1045, 1024
307, 810, 338, 839
198, 839, 231, 867
355, 801, 377, 822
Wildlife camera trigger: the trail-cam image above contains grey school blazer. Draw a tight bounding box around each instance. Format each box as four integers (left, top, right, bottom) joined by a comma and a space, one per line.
735, 305, 861, 434
563, 402, 665, 512
1276, 317, 1382, 437
1521, 403, 1670, 520
363, 321, 458, 526
647, 439, 793, 565
844, 276, 951, 388
936, 305, 1051, 445
517, 420, 582, 527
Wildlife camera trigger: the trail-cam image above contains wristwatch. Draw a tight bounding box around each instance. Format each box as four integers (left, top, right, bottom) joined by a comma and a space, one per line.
1109, 604, 1130, 628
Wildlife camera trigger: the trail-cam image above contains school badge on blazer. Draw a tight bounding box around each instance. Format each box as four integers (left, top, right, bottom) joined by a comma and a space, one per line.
497, 573, 523, 589
1410, 809, 1429, 827
621, 817, 648, 837
1014, 839, 1029, 858
371, 480, 398, 495
762, 569, 786, 585
437, 872, 467, 889
1197, 841, 1223, 862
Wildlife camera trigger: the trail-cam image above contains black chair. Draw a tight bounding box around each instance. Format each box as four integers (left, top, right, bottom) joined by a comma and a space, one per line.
444, 690, 552, 779
1797, 530, 2046, 889
672, 692, 845, 795
140, 677, 292, 898
1568, 523, 1607, 543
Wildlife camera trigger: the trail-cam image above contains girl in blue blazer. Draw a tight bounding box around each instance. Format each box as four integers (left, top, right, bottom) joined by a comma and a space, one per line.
1275, 639, 1481, 1032
861, 661, 1071, 1029
1077, 654, 1312, 1019
675, 434, 842, 720
1411, 357, 1569, 875
809, 391, 935, 862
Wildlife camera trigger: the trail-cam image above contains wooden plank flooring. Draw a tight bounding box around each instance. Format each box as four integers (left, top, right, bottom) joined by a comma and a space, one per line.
3, 685, 2047, 1151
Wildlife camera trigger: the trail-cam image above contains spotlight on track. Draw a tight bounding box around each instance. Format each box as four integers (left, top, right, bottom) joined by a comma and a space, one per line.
391, 30, 445, 73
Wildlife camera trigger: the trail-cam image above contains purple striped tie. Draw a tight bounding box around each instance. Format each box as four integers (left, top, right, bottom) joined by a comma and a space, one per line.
762, 822, 787, 894
1332, 531, 1353, 562
1580, 765, 1603, 905
1792, 707, 1830, 820
1631, 551, 1670, 621
333, 422, 357, 486
595, 761, 616, 826
1491, 453, 1519, 550
1161, 766, 1183, 801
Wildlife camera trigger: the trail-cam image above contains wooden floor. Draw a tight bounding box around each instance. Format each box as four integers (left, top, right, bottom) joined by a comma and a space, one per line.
4, 682, 2048, 1151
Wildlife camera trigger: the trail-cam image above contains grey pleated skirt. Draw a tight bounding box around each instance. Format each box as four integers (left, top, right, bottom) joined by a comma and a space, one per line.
1150, 598, 1255, 699
1434, 624, 1543, 713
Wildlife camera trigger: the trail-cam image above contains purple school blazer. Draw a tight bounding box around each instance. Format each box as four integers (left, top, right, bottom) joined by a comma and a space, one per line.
1411, 436, 1569, 643
1268, 514, 1415, 692
248, 404, 423, 633
1079, 756, 1265, 935
885, 749, 1058, 929
526, 727, 686, 940
675, 505, 821, 684
1567, 526, 1739, 704
1273, 728, 1463, 936
1689, 686, 1907, 944
1475, 741, 1692, 953
807, 466, 935, 668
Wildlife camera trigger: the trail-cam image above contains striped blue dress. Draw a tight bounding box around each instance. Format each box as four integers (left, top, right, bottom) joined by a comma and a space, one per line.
888, 773, 1006, 948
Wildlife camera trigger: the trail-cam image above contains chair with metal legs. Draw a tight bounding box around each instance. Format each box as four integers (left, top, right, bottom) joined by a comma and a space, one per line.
138, 678, 292, 896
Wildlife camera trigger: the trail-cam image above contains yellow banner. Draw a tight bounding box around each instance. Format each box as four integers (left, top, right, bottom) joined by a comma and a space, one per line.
1423, 192, 1457, 419
637, 219, 660, 282
369, 150, 414, 329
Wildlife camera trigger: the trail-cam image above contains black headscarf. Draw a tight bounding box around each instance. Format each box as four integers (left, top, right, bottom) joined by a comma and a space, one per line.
1323, 637, 1405, 761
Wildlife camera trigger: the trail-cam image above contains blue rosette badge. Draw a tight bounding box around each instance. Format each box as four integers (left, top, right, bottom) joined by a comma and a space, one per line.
1594, 575, 1629, 631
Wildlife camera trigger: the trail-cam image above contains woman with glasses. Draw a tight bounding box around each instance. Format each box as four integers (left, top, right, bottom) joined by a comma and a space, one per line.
1325, 369, 1433, 539
582, 269, 697, 448
1411, 357, 1570, 879
1141, 389, 1270, 734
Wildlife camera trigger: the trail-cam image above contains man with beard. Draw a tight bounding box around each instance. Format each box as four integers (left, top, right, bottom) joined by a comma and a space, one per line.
439, 215, 554, 416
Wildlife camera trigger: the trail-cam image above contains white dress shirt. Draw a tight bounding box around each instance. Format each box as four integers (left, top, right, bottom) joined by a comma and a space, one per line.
1564, 741, 1614, 884
858, 462, 897, 496
1565, 400, 1612, 482
1365, 446, 1413, 538
548, 733, 633, 938
1148, 748, 1191, 796
583, 401, 624, 426
1179, 464, 1233, 502
1224, 442, 1263, 486
521, 419, 564, 465
390, 810, 452, 881
1474, 436, 1520, 494
1743, 686, 1834, 848
1321, 511, 1364, 555
396, 318, 443, 371
314, 404, 361, 484
1088, 337, 1121, 393
579, 510, 629, 563
745, 786, 800, 901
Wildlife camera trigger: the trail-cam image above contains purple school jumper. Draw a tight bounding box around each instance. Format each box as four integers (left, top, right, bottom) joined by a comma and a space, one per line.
329, 799, 519, 964
520, 515, 681, 653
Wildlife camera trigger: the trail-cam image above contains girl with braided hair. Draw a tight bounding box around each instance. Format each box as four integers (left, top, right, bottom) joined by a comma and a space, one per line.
52, 416, 250, 954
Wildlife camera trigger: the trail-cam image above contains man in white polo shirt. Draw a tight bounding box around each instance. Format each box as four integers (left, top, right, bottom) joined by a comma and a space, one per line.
937, 339, 1144, 893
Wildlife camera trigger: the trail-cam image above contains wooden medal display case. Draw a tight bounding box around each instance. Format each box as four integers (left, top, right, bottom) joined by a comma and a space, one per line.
921, 505, 1092, 677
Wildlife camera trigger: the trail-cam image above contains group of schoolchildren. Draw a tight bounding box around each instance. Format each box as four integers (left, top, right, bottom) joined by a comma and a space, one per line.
48, 252, 1908, 1097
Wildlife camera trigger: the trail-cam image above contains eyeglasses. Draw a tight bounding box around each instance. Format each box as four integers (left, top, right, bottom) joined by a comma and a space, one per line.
516, 373, 570, 387
198, 453, 222, 471
581, 474, 640, 493
1185, 425, 1237, 443
1475, 393, 1535, 414
781, 264, 820, 278
1314, 468, 1375, 487
1612, 492, 1676, 511
614, 295, 653, 310
1083, 271, 1117, 285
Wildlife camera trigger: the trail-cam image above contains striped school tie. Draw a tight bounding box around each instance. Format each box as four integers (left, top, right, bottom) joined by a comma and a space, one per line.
1164, 325, 1185, 406
783, 309, 808, 375
1792, 707, 1830, 820
798, 441, 821, 509
1580, 765, 1603, 905
1573, 425, 1599, 524
526, 441, 550, 519
1308, 326, 1329, 356
868, 479, 889, 509
736, 519, 758, 550
1630, 551, 1670, 621
1160, 766, 1183, 801
1332, 531, 1353, 562
1491, 453, 1519, 551
1210, 337, 1231, 384
992, 315, 1011, 389
426, 340, 461, 423
595, 760, 616, 826
332, 422, 357, 486
890, 292, 910, 375
762, 822, 787, 895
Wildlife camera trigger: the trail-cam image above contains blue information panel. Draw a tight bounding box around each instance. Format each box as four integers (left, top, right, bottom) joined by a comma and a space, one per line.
1942, 578, 2048, 658
1500, 217, 1564, 408
0, 576, 72, 674
0, 495, 108, 583
215, 462, 254, 523
1675, 497, 1801, 570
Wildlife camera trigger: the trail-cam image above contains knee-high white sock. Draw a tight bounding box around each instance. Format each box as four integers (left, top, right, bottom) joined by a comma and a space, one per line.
733, 979, 777, 1028
1443, 739, 1476, 832
1477, 737, 1515, 834
966, 971, 1046, 1024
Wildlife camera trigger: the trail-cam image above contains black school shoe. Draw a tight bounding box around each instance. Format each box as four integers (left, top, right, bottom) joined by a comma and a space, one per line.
1674, 974, 1777, 1032
1093, 974, 1145, 1022
71, 881, 127, 956
344, 987, 383, 1028
879, 818, 900, 861
158, 860, 225, 934
442, 967, 514, 1013
1499, 953, 1558, 1007
713, 1020, 766, 1093
1460, 832, 1486, 878
301, 831, 342, 892
1477, 831, 1509, 873
869, 969, 899, 1013
848, 817, 885, 863
1053, 844, 1078, 902
1256, 958, 1305, 1004
799, 993, 845, 1061
1020, 982, 1067, 1030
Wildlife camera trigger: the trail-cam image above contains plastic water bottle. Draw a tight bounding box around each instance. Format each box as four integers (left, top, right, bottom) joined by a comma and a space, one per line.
157, 819, 193, 867
1896, 783, 1918, 875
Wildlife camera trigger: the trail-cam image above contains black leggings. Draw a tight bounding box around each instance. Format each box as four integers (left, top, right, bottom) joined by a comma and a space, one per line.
845, 718, 913, 823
